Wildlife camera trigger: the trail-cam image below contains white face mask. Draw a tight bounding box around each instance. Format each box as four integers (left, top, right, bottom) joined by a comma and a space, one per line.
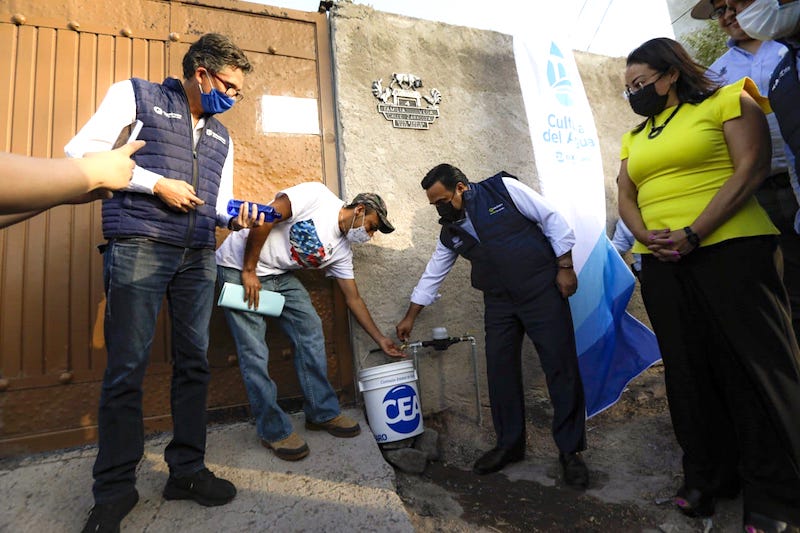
346, 211, 372, 244
736, 0, 800, 40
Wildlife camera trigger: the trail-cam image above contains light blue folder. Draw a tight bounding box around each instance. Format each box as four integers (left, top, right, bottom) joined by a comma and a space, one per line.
217, 282, 285, 317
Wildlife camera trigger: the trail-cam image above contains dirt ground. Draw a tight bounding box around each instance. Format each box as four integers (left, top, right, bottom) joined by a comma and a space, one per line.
393, 364, 753, 533
390, 288, 752, 533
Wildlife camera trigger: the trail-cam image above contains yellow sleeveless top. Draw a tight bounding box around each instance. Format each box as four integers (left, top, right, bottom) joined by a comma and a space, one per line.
620, 78, 777, 254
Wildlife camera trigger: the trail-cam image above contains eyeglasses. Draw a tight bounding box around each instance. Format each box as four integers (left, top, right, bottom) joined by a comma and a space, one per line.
207, 70, 244, 102
710, 5, 734, 18
622, 71, 664, 100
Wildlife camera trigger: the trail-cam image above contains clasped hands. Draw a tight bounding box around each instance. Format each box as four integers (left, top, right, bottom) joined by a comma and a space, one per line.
643, 228, 696, 262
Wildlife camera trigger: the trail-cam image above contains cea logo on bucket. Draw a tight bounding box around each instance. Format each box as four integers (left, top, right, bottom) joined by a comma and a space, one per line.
547, 42, 573, 107
382, 384, 421, 434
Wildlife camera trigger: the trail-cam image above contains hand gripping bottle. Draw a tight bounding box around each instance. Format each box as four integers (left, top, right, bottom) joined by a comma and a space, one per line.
227, 199, 282, 222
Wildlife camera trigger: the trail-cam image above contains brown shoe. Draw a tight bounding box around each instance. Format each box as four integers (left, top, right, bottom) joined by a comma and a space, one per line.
261, 432, 309, 461
305, 414, 361, 438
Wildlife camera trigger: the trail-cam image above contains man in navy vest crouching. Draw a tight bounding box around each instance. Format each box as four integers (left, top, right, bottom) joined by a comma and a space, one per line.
396, 164, 589, 488
65, 33, 257, 532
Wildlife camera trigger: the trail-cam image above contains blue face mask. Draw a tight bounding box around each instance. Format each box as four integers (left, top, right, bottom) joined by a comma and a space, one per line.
199, 74, 235, 115
200, 88, 234, 114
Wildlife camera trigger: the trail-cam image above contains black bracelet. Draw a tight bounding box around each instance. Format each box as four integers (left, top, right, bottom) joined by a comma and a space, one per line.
683, 226, 700, 248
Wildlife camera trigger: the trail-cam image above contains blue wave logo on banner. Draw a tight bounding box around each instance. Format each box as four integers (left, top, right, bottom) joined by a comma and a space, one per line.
571, 233, 662, 416
547, 42, 573, 107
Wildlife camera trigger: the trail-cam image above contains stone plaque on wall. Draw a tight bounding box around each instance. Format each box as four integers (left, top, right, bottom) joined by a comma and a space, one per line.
370, 73, 442, 130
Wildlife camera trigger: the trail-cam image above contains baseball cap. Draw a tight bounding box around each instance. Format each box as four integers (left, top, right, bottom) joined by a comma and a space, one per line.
351, 192, 395, 233
691, 0, 717, 19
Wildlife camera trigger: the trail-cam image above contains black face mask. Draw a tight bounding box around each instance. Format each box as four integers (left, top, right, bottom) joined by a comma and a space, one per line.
436, 201, 464, 223
628, 82, 669, 117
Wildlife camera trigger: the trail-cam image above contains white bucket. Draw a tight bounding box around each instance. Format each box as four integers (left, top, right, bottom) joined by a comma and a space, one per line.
358, 359, 424, 443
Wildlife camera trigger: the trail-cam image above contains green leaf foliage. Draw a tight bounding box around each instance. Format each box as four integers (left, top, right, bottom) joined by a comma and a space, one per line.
682, 20, 728, 67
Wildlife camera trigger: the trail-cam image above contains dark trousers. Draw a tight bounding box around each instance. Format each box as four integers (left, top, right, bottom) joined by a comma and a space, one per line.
778, 232, 800, 344
755, 175, 800, 342
640, 236, 800, 524
94, 239, 216, 503
483, 284, 586, 455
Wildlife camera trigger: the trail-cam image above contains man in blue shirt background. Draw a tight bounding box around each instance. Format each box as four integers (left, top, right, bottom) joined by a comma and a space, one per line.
693, 0, 800, 341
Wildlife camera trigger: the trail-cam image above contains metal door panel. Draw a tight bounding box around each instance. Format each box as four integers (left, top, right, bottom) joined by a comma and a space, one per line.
17, 25, 47, 381
10, 25, 35, 154
0, 23, 15, 150
0, 221, 24, 379
171, 3, 317, 59
0, 0, 345, 456
43, 31, 74, 376
53, 30, 80, 152
53, 31, 94, 377
75, 32, 112, 374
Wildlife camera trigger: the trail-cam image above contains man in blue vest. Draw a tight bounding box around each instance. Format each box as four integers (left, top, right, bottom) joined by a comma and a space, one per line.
726, 0, 800, 235
395, 164, 589, 488
692, 0, 800, 343
724, 3, 800, 530
65, 33, 256, 532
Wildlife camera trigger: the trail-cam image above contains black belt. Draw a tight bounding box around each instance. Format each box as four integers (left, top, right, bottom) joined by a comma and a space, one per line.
760, 171, 791, 189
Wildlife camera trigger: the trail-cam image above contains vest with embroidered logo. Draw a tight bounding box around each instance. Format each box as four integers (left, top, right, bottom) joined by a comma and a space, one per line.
438, 172, 557, 300
101, 77, 230, 249
769, 44, 800, 178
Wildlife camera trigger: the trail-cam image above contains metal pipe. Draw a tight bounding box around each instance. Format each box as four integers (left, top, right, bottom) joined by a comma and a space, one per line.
456, 335, 481, 425
368, 334, 481, 425
411, 342, 421, 405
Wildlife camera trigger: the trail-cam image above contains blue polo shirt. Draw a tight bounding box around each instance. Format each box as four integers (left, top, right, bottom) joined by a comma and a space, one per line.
708, 39, 789, 176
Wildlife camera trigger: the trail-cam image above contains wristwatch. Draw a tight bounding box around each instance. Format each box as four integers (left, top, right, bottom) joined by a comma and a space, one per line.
683, 226, 700, 248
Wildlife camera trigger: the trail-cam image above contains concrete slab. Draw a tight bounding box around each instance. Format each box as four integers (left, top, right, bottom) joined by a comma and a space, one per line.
0, 408, 414, 532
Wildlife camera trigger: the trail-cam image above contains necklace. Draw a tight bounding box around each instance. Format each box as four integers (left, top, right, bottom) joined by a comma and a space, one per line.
648, 103, 683, 139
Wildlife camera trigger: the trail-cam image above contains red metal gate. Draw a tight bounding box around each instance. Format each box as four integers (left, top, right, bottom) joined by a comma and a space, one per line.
0, 0, 351, 456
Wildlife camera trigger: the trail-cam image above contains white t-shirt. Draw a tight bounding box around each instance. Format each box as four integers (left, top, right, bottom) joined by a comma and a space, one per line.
216, 182, 354, 279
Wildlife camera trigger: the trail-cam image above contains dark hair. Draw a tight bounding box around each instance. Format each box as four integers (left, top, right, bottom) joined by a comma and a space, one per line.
421, 164, 470, 191
626, 38, 719, 106
182, 33, 252, 79
342, 203, 377, 222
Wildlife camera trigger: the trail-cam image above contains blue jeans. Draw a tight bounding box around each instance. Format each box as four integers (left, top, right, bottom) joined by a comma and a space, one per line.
217, 266, 340, 442
94, 238, 215, 503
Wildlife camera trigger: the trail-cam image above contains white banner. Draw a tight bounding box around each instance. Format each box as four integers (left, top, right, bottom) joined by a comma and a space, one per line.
513, 35, 661, 416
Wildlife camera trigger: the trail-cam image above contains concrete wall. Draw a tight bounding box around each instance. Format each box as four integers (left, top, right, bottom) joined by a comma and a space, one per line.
330, 2, 640, 418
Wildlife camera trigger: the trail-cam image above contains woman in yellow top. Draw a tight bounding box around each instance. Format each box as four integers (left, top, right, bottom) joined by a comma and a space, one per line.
618, 38, 800, 532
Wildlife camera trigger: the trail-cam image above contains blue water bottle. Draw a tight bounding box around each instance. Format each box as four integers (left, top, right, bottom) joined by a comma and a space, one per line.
227, 199, 282, 222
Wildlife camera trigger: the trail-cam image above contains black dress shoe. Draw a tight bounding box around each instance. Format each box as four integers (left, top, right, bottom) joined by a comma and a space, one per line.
559, 452, 589, 489
472, 446, 524, 475
81, 490, 139, 533
163, 467, 236, 506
